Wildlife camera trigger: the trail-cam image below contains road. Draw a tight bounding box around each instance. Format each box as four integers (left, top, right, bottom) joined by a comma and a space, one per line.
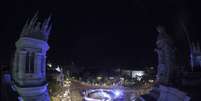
54, 80, 152, 101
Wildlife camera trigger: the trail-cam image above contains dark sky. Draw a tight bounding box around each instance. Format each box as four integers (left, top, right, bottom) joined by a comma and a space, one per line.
0, 0, 201, 68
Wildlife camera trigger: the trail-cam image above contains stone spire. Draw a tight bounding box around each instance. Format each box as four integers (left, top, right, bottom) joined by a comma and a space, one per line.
21, 12, 52, 41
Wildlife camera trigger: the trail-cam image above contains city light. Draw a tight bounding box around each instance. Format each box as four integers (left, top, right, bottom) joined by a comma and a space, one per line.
55, 66, 61, 72
113, 90, 122, 98
132, 71, 144, 78
97, 76, 102, 80
148, 79, 154, 83
47, 63, 52, 68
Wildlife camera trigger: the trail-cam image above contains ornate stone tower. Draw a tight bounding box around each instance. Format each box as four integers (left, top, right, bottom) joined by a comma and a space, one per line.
12, 12, 52, 101
190, 42, 201, 71
155, 26, 176, 85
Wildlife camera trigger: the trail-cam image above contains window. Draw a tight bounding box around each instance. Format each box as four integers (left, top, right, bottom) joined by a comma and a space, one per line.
25, 52, 35, 73
30, 52, 35, 73
25, 52, 30, 73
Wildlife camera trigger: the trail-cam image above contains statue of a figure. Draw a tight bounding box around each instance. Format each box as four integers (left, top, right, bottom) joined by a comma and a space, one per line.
136, 26, 190, 101
155, 26, 176, 85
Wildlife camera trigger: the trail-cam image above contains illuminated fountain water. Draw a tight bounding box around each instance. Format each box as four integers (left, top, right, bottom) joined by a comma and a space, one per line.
83, 89, 123, 101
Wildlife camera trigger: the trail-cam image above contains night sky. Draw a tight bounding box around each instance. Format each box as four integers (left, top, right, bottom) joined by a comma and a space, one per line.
0, 0, 201, 68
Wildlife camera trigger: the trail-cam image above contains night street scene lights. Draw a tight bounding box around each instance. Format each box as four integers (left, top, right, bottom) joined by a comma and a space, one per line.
1, 1, 201, 101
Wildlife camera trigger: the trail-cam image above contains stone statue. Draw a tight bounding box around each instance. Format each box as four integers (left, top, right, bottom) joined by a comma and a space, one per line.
136, 26, 190, 101
155, 26, 176, 85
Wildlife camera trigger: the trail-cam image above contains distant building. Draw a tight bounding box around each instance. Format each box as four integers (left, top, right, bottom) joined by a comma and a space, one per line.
119, 69, 145, 79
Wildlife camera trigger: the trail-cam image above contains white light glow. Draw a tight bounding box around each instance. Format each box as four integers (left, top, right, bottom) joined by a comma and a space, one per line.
55, 66, 61, 72
113, 90, 121, 97
148, 79, 154, 83
84, 89, 122, 101
132, 71, 144, 78
97, 76, 102, 80
47, 63, 52, 68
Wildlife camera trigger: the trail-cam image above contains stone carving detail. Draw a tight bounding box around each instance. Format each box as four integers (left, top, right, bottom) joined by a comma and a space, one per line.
21, 12, 52, 41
